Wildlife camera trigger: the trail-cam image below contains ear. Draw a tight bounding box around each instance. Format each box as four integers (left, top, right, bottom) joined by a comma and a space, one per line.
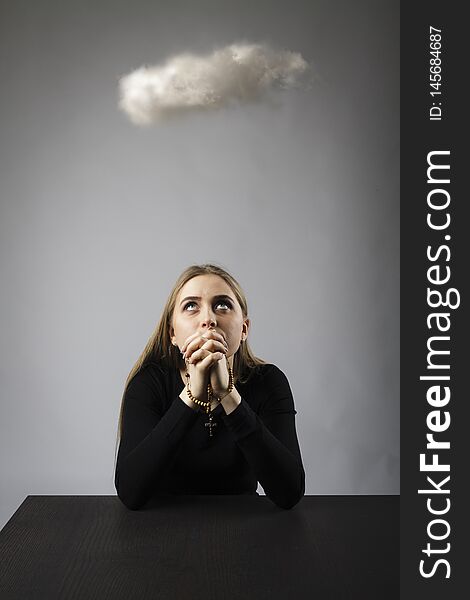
242, 318, 250, 341
169, 325, 176, 345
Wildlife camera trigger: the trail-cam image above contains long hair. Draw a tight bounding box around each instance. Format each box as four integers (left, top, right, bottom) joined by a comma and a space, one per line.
114, 263, 265, 457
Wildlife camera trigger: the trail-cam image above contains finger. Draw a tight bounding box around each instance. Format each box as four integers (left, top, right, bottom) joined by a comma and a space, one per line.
211, 332, 229, 349
186, 341, 228, 364
182, 333, 213, 355
182, 330, 228, 353
183, 336, 228, 360
182, 337, 203, 358
201, 339, 228, 354
199, 352, 225, 369
181, 332, 201, 353
203, 330, 228, 346
189, 347, 226, 365
186, 347, 208, 364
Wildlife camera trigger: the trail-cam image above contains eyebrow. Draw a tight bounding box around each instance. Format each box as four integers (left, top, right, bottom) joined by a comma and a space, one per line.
179, 294, 234, 307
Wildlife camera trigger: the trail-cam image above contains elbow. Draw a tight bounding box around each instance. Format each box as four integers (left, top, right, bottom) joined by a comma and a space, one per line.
273, 488, 304, 510
117, 492, 145, 511
269, 465, 306, 510
115, 471, 147, 511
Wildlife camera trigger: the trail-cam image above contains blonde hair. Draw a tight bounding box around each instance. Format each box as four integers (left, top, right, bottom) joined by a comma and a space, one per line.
115, 263, 265, 456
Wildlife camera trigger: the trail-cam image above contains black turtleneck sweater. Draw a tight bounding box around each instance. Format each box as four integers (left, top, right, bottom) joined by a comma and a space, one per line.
115, 361, 305, 510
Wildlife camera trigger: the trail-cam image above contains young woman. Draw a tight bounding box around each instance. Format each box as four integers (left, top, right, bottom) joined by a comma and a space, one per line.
115, 264, 305, 510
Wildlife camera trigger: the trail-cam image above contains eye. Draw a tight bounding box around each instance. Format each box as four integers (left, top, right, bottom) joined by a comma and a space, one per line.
182, 300, 232, 312
216, 300, 232, 310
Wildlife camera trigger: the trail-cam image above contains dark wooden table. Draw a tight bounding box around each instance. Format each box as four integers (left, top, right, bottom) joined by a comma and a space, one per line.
0, 495, 398, 599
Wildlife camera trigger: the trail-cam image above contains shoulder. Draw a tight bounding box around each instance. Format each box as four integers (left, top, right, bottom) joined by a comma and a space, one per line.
125, 360, 168, 397
123, 360, 177, 416
242, 363, 296, 413
242, 363, 291, 390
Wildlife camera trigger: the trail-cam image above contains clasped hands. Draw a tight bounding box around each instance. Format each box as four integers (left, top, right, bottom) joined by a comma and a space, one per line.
181, 329, 231, 401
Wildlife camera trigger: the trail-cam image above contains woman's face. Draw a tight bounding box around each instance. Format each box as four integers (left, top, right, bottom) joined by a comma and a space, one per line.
170, 274, 249, 358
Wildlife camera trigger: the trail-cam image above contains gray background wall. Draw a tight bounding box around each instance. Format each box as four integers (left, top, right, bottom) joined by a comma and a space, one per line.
0, 0, 399, 529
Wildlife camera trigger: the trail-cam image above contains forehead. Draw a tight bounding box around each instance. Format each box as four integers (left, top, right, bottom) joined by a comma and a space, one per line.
178, 274, 233, 298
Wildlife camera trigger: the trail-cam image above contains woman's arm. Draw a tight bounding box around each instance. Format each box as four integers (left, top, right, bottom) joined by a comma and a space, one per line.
220, 365, 305, 509
115, 368, 199, 510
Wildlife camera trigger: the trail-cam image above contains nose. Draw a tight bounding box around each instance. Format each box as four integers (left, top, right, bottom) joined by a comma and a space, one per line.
200, 306, 217, 330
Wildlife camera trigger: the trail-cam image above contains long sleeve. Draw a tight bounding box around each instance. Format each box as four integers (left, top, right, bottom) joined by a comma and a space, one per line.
221, 365, 305, 510
115, 369, 199, 509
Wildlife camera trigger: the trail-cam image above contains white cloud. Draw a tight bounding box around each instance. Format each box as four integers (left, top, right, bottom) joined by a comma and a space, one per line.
118, 42, 309, 125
